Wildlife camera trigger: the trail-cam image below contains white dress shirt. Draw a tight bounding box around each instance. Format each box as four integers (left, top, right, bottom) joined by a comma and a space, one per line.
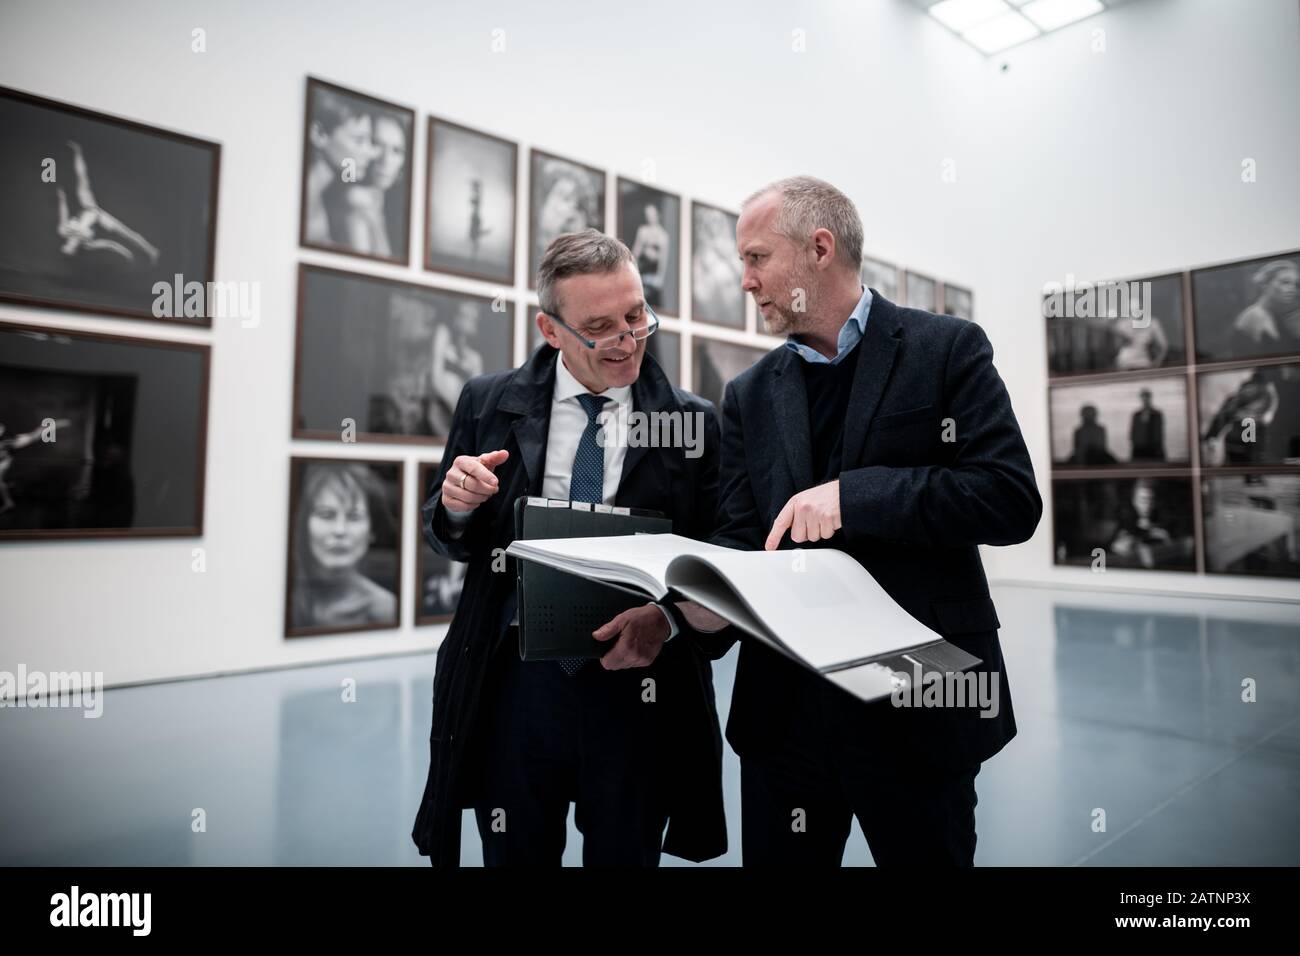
542, 352, 632, 504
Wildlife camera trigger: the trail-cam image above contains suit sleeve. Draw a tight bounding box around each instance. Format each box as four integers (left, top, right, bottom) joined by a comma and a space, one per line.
838, 321, 1042, 548
421, 382, 490, 562
674, 398, 736, 660
710, 380, 766, 552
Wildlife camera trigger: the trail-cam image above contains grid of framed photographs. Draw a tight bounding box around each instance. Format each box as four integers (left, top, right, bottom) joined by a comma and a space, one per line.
0, 75, 985, 639
1046, 251, 1300, 580
0, 84, 220, 542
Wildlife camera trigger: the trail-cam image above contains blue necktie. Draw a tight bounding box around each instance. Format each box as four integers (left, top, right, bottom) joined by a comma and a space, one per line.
558, 393, 609, 675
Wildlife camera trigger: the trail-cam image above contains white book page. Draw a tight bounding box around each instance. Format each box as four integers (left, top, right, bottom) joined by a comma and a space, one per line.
506, 533, 732, 600
507, 534, 942, 674
667, 549, 940, 672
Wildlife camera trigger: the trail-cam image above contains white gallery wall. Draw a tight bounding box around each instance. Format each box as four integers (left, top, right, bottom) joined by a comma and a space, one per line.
968, 0, 1300, 601
0, 0, 1297, 688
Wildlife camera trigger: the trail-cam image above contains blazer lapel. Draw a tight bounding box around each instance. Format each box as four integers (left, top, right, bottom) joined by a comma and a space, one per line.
498, 348, 557, 494
772, 350, 814, 493
618, 352, 675, 491
842, 294, 903, 468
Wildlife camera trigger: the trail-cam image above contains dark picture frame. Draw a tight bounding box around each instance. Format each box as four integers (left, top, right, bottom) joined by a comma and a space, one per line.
1048, 372, 1193, 468
0, 321, 209, 540
285, 455, 404, 638
1046, 272, 1188, 378
527, 148, 606, 289
1201, 472, 1300, 579
0, 85, 221, 327
1197, 359, 1300, 468
904, 271, 937, 312
691, 336, 768, 409
860, 255, 899, 302
616, 177, 682, 318
292, 264, 515, 445
298, 77, 415, 266
690, 201, 745, 330
1192, 250, 1300, 365
423, 116, 518, 285
1051, 475, 1197, 573
415, 460, 466, 625
941, 282, 973, 322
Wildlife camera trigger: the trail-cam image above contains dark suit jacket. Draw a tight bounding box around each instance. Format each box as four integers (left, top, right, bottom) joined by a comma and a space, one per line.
411, 346, 728, 867
712, 293, 1042, 776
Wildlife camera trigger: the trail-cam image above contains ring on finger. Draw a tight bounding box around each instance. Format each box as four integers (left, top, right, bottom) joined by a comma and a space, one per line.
458, 473, 468, 490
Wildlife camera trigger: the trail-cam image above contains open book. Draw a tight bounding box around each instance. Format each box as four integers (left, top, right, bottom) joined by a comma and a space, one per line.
506, 532, 981, 704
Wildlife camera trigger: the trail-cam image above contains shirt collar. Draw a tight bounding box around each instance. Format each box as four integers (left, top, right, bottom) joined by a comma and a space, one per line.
784, 284, 872, 366
553, 352, 633, 406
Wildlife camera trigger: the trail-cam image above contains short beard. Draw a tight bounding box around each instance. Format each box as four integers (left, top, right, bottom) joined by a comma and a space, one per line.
762, 259, 819, 336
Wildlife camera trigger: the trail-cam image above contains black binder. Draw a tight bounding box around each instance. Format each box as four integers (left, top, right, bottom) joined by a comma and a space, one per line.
513, 496, 671, 661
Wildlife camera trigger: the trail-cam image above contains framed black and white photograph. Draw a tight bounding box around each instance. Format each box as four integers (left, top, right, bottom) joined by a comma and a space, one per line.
617, 178, 681, 317
690, 201, 745, 330
528, 149, 606, 287
299, 77, 414, 265
1192, 251, 1300, 363
0, 85, 220, 325
691, 337, 768, 409
941, 282, 974, 322
1049, 375, 1191, 467
644, 327, 682, 388
424, 117, 517, 284
415, 461, 466, 625
1202, 473, 1300, 579
293, 265, 514, 444
904, 271, 937, 312
285, 456, 403, 637
0, 321, 208, 540
1046, 273, 1187, 377
1052, 476, 1196, 572
528, 319, 681, 387
860, 255, 899, 302
1198, 361, 1300, 467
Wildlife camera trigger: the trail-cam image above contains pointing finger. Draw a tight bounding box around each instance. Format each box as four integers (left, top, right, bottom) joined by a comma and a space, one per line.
765, 498, 795, 551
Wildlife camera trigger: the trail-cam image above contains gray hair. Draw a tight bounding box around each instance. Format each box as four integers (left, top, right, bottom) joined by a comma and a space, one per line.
536, 229, 635, 317
743, 176, 864, 270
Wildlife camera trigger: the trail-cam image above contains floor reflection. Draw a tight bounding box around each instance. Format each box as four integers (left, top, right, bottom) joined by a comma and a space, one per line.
0, 585, 1296, 866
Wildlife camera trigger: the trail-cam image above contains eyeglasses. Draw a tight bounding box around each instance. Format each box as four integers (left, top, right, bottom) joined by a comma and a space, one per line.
544, 304, 660, 351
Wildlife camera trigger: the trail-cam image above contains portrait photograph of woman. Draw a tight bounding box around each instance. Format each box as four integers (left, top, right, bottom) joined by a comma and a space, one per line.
528, 149, 605, 287
285, 457, 402, 637
616, 177, 681, 317
1193, 252, 1300, 363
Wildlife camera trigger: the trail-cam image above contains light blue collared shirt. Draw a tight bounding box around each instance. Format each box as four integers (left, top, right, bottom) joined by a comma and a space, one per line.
784, 285, 873, 366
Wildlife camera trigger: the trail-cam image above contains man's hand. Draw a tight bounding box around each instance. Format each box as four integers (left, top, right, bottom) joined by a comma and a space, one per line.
765, 479, 841, 550
442, 449, 509, 513
592, 604, 671, 670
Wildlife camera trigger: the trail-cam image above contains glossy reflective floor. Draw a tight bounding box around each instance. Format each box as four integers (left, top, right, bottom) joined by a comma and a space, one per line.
2, 584, 1297, 866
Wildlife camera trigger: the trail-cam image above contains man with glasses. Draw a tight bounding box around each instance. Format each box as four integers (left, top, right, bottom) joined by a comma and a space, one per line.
412, 229, 728, 867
